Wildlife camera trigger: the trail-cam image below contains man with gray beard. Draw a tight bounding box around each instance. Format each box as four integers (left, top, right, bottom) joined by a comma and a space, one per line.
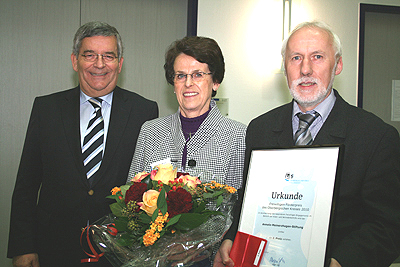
214, 21, 400, 267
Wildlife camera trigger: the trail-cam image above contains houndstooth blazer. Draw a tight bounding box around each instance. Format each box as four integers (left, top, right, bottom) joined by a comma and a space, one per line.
128, 100, 246, 189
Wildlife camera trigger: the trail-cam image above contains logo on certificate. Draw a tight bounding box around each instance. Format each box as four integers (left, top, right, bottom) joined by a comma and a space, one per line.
285, 172, 293, 180
284, 171, 311, 184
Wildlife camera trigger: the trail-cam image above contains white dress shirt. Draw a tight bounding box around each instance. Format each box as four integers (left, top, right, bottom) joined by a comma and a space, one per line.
292, 89, 336, 140
80, 91, 113, 153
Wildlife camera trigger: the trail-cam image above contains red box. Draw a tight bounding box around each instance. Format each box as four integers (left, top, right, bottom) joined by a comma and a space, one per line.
229, 231, 268, 267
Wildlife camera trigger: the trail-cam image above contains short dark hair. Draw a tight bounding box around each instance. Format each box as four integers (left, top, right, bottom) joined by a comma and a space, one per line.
164, 36, 225, 97
72, 21, 123, 60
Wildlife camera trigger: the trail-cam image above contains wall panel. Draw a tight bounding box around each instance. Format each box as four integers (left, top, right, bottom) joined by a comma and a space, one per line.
0, 1, 187, 266
0, 1, 80, 266
81, 0, 188, 117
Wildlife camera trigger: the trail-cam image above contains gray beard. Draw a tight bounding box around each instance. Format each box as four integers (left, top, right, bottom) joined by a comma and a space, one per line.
289, 67, 336, 109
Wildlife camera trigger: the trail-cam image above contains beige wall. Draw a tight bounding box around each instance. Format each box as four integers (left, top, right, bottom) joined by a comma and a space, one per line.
197, 1, 400, 265
198, 0, 400, 125
2, 1, 400, 266
0, 1, 186, 266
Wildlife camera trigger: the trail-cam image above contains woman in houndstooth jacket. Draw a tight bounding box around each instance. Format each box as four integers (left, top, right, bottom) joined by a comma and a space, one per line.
128, 36, 246, 189
127, 36, 246, 266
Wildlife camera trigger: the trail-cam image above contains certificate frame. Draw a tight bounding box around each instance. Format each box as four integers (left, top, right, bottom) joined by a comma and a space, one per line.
238, 145, 343, 267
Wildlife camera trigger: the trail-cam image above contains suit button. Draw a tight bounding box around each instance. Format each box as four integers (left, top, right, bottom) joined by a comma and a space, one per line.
88, 190, 94, 196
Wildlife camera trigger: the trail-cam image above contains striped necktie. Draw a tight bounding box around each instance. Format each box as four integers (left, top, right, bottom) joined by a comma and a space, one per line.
82, 98, 104, 179
294, 111, 319, 146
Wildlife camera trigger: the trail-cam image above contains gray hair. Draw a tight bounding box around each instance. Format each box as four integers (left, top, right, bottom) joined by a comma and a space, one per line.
72, 21, 123, 60
281, 21, 342, 63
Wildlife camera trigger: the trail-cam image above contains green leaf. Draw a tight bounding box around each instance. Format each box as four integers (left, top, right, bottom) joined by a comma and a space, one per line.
159, 230, 166, 238
141, 174, 152, 190
174, 213, 210, 231
151, 180, 159, 189
216, 195, 224, 207
114, 217, 129, 232
163, 184, 172, 192
139, 212, 152, 224
202, 192, 215, 199
203, 190, 223, 199
106, 195, 119, 201
166, 214, 181, 227
192, 201, 206, 213
120, 184, 131, 196
109, 202, 124, 217
157, 187, 168, 215
151, 208, 158, 221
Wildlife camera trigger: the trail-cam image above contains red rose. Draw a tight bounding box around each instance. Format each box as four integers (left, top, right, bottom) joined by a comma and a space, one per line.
125, 182, 148, 206
167, 188, 193, 218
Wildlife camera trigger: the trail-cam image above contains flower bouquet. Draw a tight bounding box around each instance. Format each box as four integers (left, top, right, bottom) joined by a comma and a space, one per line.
83, 164, 237, 267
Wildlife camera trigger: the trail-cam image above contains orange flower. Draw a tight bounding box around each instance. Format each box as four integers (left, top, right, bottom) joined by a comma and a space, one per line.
111, 187, 121, 195
203, 181, 237, 193
143, 212, 169, 246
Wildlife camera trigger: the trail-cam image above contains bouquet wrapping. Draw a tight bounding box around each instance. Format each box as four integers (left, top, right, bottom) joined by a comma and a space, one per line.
83, 164, 236, 267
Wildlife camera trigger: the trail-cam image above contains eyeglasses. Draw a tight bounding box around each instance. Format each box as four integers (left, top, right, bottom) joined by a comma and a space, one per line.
173, 71, 212, 83
80, 53, 118, 62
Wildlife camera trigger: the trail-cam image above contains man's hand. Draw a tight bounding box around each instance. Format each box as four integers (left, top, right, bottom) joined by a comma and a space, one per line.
213, 239, 234, 267
330, 258, 342, 267
13, 253, 40, 267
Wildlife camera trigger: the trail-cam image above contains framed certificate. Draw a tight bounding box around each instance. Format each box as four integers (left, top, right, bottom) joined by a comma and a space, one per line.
238, 146, 342, 267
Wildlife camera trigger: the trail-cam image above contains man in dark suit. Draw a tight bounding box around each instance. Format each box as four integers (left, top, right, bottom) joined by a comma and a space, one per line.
7, 21, 158, 267
214, 21, 400, 267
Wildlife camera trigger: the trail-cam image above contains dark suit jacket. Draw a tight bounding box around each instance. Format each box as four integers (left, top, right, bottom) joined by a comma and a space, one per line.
7, 86, 158, 267
228, 90, 400, 266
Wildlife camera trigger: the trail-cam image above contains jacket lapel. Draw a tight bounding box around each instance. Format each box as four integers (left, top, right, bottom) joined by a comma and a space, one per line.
171, 111, 186, 152
314, 90, 347, 145
275, 102, 296, 147
91, 87, 131, 186
60, 87, 88, 185
275, 91, 348, 147
186, 103, 223, 154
